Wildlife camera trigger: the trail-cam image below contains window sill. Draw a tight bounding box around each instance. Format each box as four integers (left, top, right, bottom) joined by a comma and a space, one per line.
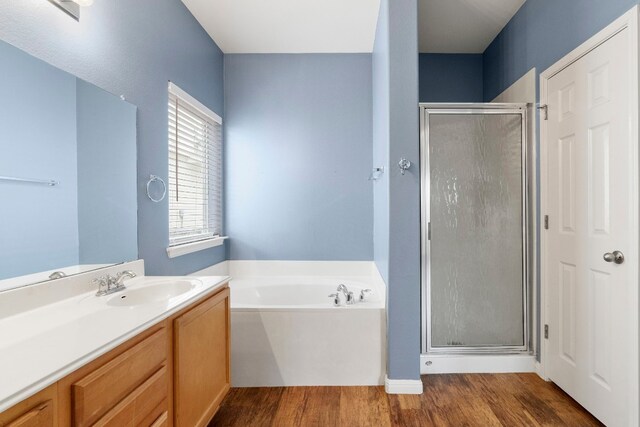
166, 236, 228, 259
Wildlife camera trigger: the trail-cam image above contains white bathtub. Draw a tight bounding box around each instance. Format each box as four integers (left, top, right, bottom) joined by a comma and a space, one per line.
195, 261, 386, 387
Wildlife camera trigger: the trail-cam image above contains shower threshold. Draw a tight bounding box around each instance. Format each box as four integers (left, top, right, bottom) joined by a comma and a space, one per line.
420, 353, 536, 375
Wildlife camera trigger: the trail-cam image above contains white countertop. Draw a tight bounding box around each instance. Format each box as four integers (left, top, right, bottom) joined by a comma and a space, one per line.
0, 274, 230, 413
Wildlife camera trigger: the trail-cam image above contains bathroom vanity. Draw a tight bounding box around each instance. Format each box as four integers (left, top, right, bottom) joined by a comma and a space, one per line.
0, 267, 230, 427
0, 12, 231, 427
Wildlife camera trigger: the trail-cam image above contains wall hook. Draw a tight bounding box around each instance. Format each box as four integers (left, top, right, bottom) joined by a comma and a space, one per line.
398, 158, 411, 175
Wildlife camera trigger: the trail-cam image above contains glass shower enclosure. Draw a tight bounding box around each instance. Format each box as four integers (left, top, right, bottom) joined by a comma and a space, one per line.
420, 104, 530, 354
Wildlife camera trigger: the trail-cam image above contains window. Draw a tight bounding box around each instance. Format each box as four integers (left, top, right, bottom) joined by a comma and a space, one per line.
167, 82, 223, 256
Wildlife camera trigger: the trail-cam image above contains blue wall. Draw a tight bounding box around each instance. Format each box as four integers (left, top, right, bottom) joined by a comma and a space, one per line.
0, 40, 79, 279
419, 53, 483, 102
373, 0, 421, 381
77, 79, 138, 265
0, 0, 225, 275
224, 54, 373, 260
484, 0, 638, 101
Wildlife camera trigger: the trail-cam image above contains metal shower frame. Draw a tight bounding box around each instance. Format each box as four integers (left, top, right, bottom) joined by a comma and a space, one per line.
420, 103, 531, 355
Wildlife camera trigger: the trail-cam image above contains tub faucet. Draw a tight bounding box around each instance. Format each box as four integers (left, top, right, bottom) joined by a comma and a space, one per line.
337, 284, 355, 305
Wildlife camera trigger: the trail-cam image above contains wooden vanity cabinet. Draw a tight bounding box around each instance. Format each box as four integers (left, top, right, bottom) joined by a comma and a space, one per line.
0, 283, 230, 427
173, 287, 230, 427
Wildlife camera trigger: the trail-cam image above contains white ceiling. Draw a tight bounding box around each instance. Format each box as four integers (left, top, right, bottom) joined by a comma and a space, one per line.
180, 0, 381, 54
181, 0, 524, 54
419, 0, 526, 53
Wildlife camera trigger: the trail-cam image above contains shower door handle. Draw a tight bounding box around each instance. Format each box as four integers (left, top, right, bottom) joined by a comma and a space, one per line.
603, 250, 625, 264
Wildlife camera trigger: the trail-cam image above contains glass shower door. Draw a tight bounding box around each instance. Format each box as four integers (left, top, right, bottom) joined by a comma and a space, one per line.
423, 106, 528, 353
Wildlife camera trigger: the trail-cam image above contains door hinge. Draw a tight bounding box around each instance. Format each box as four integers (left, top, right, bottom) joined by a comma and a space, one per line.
544, 215, 549, 230
538, 104, 548, 121
544, 324, 549, 339
427, 222, 431, 240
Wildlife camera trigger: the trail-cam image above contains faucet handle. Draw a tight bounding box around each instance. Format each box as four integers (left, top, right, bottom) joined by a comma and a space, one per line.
359, 289, 372, 302
328, 293, 341, 307
104, 274, 118, 288
93, 277, 109, 296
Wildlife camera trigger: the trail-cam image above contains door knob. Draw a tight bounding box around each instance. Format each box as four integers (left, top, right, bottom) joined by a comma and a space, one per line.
603, 250, 625, 264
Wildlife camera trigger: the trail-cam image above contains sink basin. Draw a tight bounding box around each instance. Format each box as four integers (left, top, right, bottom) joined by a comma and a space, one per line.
106, 279, 201, 307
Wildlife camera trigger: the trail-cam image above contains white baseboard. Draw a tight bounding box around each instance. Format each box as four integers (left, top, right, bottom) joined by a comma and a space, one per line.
421, 354, 535, 374
534, 361, 549, 381
384, 376, 423, 394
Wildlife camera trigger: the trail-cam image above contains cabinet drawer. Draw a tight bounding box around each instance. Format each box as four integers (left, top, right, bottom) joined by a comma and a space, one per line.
4, 400, 53, 427
92, 366, 167, 427
0, 385, 57, 427
72, 328, 167, 426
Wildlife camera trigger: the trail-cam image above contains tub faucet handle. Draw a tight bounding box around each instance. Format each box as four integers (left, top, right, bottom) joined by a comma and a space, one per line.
359, 289, 372, 302
328, 293, 341, 307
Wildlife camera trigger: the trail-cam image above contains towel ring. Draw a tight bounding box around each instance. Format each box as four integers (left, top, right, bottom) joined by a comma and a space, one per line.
146, 174, 167, 203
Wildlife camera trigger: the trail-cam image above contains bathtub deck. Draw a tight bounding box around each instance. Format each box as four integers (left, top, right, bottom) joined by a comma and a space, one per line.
209, 373, 602, 426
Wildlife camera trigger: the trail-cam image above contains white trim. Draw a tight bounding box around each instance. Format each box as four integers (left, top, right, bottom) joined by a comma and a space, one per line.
189, 260, 387, 286
492, 68, 538, 359
384, 376, 423, 395
534, 361, 548, 381
539, 9, 638, 81
190, 260, 230, 276
420, 354, 535, 375
166, 236, 228, 258
168, 82, 222, 124
539, 6, 639, 426
226, 260, 381, 278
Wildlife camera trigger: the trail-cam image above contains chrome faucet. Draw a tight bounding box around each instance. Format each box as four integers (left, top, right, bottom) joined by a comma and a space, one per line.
94, 270, 136, 296
114, 270, 137, 286
337, 284, 356, 305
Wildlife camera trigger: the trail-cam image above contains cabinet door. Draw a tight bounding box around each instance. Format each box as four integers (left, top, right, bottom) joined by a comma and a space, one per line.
174, 288, 230, 427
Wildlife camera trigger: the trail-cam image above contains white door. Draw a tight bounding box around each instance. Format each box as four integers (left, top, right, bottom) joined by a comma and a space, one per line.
544, 24, 638, 427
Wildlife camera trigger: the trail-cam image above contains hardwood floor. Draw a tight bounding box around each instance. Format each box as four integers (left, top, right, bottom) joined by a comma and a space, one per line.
210, 374, 603, 426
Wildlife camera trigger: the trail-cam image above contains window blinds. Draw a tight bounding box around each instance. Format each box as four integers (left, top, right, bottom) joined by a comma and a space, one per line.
168, 83, 222, 247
